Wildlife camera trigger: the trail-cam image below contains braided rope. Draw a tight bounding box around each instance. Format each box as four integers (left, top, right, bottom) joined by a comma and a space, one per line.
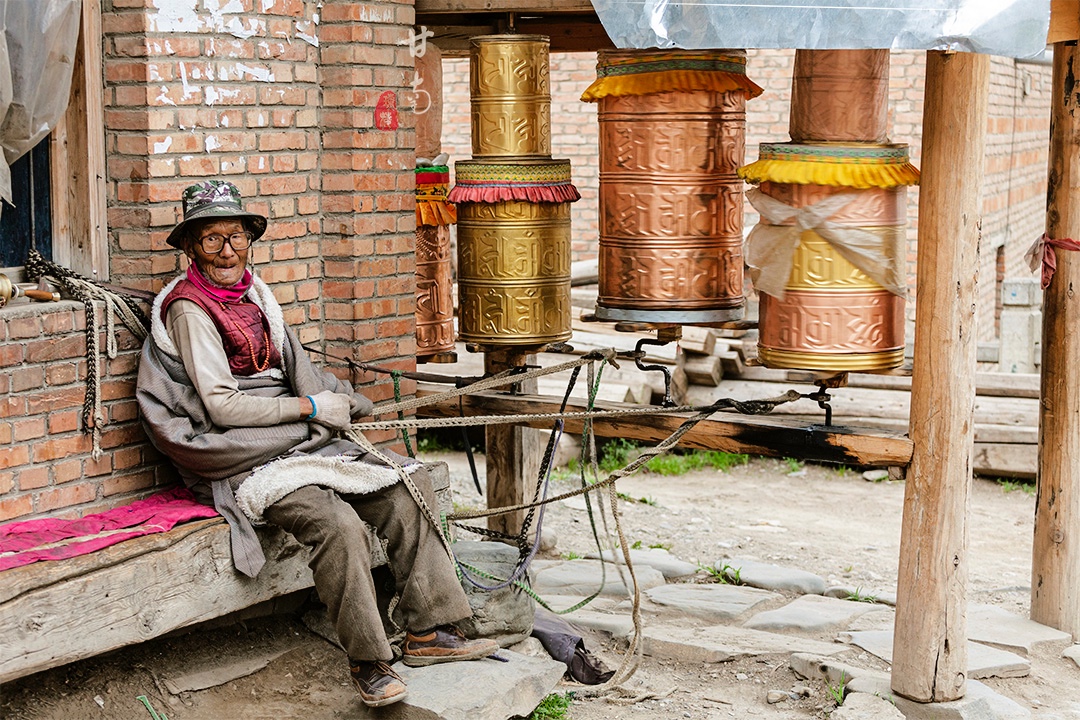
369, 349, 618, 418
24, 249, 149, 458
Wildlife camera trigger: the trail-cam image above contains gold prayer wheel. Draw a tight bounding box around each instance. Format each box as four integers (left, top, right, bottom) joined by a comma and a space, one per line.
593, 50, 749, 323
469, 35, 551, 159
456, 198, 572, 347
756, 179, 908, 371
789, 50, 890, 144
415, 224, 456, 361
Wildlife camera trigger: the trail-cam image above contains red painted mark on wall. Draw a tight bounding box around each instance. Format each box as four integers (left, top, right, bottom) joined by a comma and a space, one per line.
375, 91, 399, 130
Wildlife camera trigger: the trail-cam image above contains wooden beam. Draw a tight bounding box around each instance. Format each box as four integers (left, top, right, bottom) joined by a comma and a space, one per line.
416, 0, 593, 14
1031, 35, 1080, 637
50, 0, 108, 280
422, 16, 612, 56
1048, 0, 1080, 43
483, 351, 541, 539
417, 390, 914, 467
891, 50, 988, 704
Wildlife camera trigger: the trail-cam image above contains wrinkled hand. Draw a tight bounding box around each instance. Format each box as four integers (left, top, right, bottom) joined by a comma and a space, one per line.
350, 392, 373, 419
308, 391, 352, 431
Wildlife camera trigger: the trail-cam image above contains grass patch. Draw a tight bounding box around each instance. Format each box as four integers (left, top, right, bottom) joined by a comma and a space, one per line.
699, 561, 744, 585
530, 692, 573, 720
826, 672, 847, 706
844, 587, 878, 603
561, 551, 583, 561
782, 457, 804, 473
996, 478, 1036, 496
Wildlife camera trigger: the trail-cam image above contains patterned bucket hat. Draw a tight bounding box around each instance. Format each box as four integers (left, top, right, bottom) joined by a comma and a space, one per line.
165, 180, 268, 249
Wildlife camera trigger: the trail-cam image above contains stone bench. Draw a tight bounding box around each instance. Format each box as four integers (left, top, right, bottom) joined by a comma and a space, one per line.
0, 462, 453, 684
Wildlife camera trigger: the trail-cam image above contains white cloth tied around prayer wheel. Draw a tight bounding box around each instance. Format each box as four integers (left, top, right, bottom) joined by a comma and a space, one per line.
744, 187, 907, 300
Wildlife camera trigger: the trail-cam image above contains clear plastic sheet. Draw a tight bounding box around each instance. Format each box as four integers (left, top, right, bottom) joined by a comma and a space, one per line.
0, 0, 81, 205
590, 0, 1052, 60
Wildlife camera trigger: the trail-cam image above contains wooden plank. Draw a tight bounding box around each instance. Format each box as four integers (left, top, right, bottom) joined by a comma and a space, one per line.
50, 0, 107, 280
892, 50, 988, 704
1049, 0, 1080, 43
0, 521, 314, 684
733, 365, 1040, 399
973, 443, 1036, 480
1032, 34, 1080, 637
680, 326, 717, 356
417, 390, 913, 467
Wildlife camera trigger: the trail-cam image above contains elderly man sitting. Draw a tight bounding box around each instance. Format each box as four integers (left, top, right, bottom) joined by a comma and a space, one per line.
137, 180, 496, 707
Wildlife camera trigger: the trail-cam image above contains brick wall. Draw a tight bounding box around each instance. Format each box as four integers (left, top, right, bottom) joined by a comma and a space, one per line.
442, 49, 1052, 342
0, 0, 418, 523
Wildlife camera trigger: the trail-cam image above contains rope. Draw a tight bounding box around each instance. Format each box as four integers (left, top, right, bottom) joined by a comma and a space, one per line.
389, 370, 415, 458
352, 391, 803, 434
24, 249, 150, 459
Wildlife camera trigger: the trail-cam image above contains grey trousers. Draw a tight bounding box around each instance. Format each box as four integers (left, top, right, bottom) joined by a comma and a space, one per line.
263, 467, 472, 662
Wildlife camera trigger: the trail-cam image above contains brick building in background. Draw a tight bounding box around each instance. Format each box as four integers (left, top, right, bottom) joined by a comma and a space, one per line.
0, 7, 1054, 527
443, 49, 1052, 347
0, 0, 421, 522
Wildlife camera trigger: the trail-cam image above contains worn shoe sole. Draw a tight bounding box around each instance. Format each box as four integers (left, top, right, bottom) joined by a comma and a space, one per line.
402, 640, 499, 667
355, 685, 408, 708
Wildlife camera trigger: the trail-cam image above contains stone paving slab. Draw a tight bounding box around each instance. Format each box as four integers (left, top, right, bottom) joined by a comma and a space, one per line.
586, 548, 699, 579
531, 560, 666, 598
1064, 644, 1080, 669
824, 585, 898, 606
367, 651, 565, 720
642, 623, 847, 664
839, 630, 1031, 679
967, 604, 1072, 656
789, 652, 891, 687
716, 557, 828, 595
645, 583, 780, 621
745, 594, 891, 633
846, 675, 1031, 720
832, 692, 906, 720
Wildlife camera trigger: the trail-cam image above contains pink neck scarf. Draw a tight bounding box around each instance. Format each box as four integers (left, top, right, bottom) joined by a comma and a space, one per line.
187, 262, 253, 303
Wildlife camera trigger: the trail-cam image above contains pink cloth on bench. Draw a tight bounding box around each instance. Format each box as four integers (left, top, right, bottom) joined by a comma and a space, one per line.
0, 487, 220, 572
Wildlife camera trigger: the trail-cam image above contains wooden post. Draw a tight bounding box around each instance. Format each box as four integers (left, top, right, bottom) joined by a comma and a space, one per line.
1031, 38, 1080, 637
891, 50, 988, 703
483, 349, 541, 538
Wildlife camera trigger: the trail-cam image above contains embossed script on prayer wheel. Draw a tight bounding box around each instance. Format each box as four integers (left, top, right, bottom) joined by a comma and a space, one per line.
594, 56, 747, 323
756, 180, 907, 371
789, 50, 890, 143
456, 200, 572, 346
415, 224, 456, 360
470, 35, 551, 159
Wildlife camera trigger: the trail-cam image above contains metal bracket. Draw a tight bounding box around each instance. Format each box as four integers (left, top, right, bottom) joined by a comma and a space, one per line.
633, 337, 677, 407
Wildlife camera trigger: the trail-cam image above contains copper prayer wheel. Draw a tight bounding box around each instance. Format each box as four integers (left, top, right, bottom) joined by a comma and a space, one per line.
789, 50, 890, 144
415, 224, 456, 361
756, 181, 907, 371
469, 35, 551, 159
456, 199, 572, 346
595, 57, 746, 323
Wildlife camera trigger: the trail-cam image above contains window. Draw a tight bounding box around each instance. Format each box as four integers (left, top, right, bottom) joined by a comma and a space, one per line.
0, 139, 53, 272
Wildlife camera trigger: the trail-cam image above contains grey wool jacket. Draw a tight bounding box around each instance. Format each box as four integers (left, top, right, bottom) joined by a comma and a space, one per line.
136, 274, 406, 577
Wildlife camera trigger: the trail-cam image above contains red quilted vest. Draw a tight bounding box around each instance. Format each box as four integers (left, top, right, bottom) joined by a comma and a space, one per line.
162, 279, 282, 376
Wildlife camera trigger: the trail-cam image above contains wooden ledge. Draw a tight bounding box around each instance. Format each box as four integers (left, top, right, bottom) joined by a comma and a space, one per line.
416, 389, 913, 468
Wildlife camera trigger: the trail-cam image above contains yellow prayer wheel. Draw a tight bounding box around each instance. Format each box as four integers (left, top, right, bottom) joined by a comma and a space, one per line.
456, 199, 572, 346
746, 142, 916, 371
584, 49, 762, 324
469, 35, 551, 159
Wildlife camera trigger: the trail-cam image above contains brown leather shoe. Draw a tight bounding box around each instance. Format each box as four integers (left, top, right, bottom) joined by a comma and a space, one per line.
350, 660, 408, 707
402, 626, 499, 667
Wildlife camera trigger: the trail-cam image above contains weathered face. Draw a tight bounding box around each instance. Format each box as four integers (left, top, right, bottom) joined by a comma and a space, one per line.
184, 218, 249, 287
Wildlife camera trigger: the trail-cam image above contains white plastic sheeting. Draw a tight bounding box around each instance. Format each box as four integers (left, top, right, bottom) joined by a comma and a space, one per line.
591, 0, 1052, 59
0, 0, 81, 205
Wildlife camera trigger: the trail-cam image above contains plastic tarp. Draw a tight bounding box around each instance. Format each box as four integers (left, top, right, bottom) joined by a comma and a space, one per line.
590, 0, 1052, 59
0, 0, 81, 206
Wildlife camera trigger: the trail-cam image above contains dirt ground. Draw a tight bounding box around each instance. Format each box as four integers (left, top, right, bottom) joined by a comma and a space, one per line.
2, 447, 1075, 720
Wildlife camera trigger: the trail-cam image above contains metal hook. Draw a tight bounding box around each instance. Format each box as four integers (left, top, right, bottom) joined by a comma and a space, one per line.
633, 337, 677, 407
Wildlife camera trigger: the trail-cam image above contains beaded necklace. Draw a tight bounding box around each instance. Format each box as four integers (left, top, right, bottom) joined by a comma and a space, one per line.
219, 301, 271, 372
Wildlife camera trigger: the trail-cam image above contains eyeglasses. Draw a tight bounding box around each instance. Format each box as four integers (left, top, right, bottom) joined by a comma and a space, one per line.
197, 231, 254, 254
